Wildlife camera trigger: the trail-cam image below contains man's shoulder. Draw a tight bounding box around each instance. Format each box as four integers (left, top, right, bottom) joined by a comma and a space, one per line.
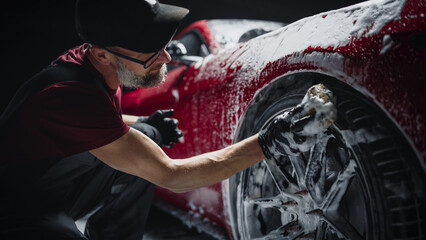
29, 61, 107, 99
32, 80, 111, 110
55, 44, 88, 66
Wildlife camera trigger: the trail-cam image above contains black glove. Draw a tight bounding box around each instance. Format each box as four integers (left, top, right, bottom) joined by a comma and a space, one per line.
135, 109, 182, 148
131, 122, 164, 146
258, 84, 337, 160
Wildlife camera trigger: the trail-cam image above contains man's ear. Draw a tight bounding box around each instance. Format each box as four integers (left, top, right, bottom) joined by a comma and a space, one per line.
89, 46, 113, 66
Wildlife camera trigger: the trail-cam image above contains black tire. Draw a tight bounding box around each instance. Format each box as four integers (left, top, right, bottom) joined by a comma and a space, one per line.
229, 73, 425, 240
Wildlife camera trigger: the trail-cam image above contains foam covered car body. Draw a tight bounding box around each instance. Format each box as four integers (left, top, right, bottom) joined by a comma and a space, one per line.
122, 0, 426, 239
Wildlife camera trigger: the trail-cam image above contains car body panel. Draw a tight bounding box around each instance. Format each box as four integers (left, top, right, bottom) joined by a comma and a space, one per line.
122, 0, 425, 238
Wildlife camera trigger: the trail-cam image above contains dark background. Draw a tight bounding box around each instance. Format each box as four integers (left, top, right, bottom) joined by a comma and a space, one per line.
1, 0, 364, 112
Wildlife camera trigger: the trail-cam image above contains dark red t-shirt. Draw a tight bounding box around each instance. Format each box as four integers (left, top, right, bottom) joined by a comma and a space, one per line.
0, 44, 130, 163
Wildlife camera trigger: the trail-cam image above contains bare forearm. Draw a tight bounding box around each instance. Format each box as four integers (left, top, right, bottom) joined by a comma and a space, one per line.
91, 129, 265, 193
169, 134, 265, 192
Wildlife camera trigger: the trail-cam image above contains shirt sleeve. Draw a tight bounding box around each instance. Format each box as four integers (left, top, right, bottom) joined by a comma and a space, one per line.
19, 81, 130, 159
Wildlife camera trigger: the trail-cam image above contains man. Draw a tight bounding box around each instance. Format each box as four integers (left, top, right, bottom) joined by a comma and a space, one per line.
0, 0, 336, 239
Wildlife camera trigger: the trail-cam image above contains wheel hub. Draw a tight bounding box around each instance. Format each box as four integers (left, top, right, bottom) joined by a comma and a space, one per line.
280, 189, 322, 236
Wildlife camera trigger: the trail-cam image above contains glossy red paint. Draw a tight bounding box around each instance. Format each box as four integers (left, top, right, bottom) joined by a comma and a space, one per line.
122, 0, 425, 238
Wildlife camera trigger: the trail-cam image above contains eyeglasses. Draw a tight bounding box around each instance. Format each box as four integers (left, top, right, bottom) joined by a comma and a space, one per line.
103, 30, 177, 69
104, 47, 163, 69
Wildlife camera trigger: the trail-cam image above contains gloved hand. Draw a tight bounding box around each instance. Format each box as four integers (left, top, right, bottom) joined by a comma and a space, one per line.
135, 109, 182, 148
258, 84, 337, 160
131, 122, 164, 147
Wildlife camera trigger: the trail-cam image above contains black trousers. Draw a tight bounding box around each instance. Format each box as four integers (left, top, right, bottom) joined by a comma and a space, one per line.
0, 153, 155, 240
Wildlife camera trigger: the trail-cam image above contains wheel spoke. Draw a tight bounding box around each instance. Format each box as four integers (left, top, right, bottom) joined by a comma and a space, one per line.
287, 154, 307, 189
322, 212, 363, 240
321, 159, 357, 212
315, 221, 327, 239
263, 159, 300, 200
305, 134, 331, 204
246, 195, 288, 212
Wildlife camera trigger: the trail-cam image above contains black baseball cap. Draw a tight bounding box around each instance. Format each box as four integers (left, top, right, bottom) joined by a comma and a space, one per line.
75, 0, 189, 53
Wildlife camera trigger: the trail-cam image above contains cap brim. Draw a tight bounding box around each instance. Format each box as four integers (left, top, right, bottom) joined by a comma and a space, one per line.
156, 3, 190, 25
141, 3, 189, 52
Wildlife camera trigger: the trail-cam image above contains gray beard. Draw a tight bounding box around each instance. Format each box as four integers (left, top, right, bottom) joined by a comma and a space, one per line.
116, 58, 166, 89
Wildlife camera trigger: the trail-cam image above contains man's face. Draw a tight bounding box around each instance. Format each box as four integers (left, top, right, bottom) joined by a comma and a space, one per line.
116, 57, 167, 88
109, 47, 171, 88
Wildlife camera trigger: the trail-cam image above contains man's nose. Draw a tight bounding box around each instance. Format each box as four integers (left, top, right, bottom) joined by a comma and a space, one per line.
157, 48, 171, 64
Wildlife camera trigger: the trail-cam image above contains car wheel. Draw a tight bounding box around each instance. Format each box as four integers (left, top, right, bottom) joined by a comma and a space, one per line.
229, 73, 425, 240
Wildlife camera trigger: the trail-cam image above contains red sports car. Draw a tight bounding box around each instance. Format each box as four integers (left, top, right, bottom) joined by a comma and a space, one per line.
122, 0, 426, 239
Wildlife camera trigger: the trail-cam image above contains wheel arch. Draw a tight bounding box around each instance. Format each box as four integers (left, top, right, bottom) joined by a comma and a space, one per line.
236, 71, 424, 167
